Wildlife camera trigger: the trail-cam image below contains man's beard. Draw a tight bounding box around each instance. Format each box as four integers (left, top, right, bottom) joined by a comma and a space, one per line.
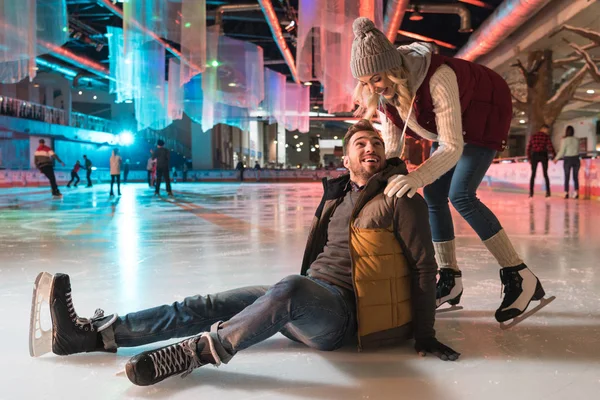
348, 160, 383, 181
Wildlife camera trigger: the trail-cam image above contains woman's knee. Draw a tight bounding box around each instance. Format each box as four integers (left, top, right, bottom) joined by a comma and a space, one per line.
449, 190, 474, 212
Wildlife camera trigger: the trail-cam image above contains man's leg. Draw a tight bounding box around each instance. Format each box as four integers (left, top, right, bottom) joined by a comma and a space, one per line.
216, 275, 354, 357
529, 157, 539, 196
111, 285, 270, 348
117, 174, 121, 195
110, 175, 115, 195
124, 275, 354, 386
155, 168, 163, 194
86, 170, 92, 187
541, 158, 550, 196
147, 171, 152, 187
164, 169, 172, 193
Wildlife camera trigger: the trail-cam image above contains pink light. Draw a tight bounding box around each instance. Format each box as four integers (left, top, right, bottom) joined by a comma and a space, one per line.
459, 0, 494, 10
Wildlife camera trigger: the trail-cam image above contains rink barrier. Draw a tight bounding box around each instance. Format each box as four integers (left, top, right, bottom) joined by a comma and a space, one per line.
2, 159, 600, 199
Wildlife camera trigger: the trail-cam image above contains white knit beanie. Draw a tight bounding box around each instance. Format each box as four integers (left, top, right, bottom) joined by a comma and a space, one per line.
350, 17, 403, 78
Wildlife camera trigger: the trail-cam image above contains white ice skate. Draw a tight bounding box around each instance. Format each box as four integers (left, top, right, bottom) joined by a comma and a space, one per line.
496, 264, 555, 330
436, 269, 464, 313
29, 272, 54, 357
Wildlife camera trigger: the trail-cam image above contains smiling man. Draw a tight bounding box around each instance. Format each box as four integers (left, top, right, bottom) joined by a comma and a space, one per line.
29, 120, 458, 387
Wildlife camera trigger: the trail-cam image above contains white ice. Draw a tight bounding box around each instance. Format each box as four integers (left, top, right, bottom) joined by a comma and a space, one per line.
1, 183, 599, 400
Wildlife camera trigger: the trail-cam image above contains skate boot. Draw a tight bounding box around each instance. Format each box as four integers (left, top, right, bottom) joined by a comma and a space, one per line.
126, 332, 222, 386
29, 272, 117, 357
496, 264, 555, 329
436, 268, 463, 312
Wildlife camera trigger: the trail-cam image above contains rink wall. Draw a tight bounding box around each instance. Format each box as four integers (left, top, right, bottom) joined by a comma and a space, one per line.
2, 159, 600, 199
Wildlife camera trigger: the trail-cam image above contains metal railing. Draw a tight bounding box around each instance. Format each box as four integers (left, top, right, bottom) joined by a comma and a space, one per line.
0, 95, 116, 133
493, 151, 598, 164
0, 96, 66, 126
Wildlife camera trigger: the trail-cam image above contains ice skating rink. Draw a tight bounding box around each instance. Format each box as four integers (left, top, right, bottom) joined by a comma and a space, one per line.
1, 183, 599, 400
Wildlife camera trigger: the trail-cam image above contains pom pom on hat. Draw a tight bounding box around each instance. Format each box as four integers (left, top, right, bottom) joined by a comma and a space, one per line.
353, 17, 376, 37
350, 17, 404, 78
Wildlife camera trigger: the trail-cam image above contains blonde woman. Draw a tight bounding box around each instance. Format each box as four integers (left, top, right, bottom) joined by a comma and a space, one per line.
350, 17, 552, 326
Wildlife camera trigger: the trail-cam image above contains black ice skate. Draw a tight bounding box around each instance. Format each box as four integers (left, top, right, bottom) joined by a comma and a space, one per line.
496, 264, 555, 329
29, 272, 117, 357
126, 333, 221, 386
436, 269, 464, 313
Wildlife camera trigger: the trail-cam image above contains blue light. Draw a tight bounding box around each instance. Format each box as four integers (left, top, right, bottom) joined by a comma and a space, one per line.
119, 131, 134, 146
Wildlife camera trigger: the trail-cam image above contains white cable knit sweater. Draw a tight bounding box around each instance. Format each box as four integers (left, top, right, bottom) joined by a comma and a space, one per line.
379, 65, 464, 187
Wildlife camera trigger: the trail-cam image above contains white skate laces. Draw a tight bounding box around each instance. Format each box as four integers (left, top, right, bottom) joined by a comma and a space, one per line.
150, 334, 222, 380
66, 291, 105, 332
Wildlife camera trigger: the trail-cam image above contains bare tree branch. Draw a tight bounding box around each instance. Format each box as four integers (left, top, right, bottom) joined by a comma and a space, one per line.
554, 24, 600, 45
511, 58, 543, 87
565, 39, 600, 83
572, 95, 600, 103
545, 64, 589, 121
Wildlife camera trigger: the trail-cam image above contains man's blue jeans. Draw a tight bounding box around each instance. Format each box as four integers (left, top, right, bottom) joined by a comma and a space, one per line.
111, 275, 357, 360
423, 143, 503, 242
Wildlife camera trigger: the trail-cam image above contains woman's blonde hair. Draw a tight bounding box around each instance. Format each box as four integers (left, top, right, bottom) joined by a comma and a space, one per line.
352, 66, 413, 120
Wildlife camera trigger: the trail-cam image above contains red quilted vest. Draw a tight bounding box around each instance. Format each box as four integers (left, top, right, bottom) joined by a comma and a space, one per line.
381, 54, 512, 152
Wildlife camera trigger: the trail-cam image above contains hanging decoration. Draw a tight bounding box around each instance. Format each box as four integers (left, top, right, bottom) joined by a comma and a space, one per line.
296, 0, 383, 113
284, 83, 310, 133
263, 68, 287, 127
0, 0, 68, 83
107, 26, 135, 103
168, 58, 184, 121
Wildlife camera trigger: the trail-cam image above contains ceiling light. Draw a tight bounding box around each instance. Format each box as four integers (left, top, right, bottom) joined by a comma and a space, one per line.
93, 95, 97, 100
587, 89, 595, 94
211, 60, 220, 67
303, 82, 312, 86
333, 136, 338, 140
78, 91, 82, 95
409, 10, 423, 21
299, 142, 303, 145
228, 82, 237, 87
519, 119, 526, 124
293, 135, 298, 139
125, 99, 133, 104
296, 147, 301, 152
184, 22, 192, 28
285, 144, 289, 148
296, 144, 300, 148
316, 134, 320, 138
33, 84, 39, 88
311, 148, 316, 152
315, 144, 320, 148
313, 106, 319, 110
273, 140, 277, 144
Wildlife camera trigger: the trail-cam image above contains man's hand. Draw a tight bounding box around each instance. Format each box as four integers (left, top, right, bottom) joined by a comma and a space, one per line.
414, 337, 460, 361
61, 162, 65, 167
384, 173, 421, 198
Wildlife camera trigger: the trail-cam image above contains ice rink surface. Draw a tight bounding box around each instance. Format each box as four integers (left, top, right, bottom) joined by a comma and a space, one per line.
1, 183, 599, 400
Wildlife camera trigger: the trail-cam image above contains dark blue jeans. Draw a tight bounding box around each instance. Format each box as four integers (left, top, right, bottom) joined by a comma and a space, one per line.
563, 156, 580, 192
112, 275, 356, 358
423, 143, 503, 242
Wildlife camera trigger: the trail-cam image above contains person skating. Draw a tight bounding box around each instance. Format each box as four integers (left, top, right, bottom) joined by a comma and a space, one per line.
553, 125, 580, 199
66, 160, 81, 188
350, 18, 553, 327
83, 155, 93, 187
29, 120, 459, 387
527, 124, 555, 198
34, 139, 65, 198
109, 148, 122, 197
153, 140, 172, 196
146, 150, 156, 188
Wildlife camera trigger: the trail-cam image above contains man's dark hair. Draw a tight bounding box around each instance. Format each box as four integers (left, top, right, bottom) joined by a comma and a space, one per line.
565, 125, 575, 137
157, 139, 165, 146
343, 119, 382, 155
541, 124, 550, 130
39, 139, 45, 144
83, 155, 87, 158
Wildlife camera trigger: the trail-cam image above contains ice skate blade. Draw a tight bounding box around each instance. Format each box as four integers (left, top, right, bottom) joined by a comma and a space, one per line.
499, 296, 556, 330
436, 305, 464, 313
29, 272, 54, 357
